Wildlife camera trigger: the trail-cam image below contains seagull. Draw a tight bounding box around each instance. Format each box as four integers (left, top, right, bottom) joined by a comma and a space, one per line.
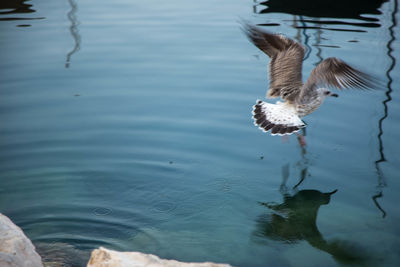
243, 23, 375, 136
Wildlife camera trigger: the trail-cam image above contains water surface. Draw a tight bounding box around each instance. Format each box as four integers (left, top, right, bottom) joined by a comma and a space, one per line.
0, 0, 400, 266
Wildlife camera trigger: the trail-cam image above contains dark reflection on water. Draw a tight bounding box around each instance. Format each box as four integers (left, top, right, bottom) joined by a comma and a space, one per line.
294, 25, 367, 33
254, 139, 375, 264
290, 19, 381, 28
257, 0, 387, 21
373, 0, 398, 219
65, 0, 81, 68
256, 189, 336, 241
0, 0, 35, 15
0, 0, 44, 23
255, 0, 388, 32
255, 171, 370, 265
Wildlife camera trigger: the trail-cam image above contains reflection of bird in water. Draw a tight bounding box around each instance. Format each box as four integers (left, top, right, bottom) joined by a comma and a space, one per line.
255, 189, 369, 264
242, 23, 376, 136
258, 189, 337, 242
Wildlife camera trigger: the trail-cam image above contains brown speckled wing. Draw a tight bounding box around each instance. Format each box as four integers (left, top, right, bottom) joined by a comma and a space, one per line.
301, 57, 376, 97
242, 23, 305, 102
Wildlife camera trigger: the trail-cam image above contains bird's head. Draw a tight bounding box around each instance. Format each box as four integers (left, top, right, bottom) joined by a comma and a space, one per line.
319, 88, 339, 98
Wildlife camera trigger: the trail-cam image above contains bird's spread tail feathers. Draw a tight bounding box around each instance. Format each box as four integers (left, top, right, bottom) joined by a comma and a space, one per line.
252, 100, 305, 135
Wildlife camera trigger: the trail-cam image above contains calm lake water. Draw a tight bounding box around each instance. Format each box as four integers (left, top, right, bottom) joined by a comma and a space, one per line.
1, 0, 400, 266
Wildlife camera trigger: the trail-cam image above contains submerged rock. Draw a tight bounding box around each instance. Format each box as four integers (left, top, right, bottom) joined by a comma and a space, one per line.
34, 242, 90, 267
0, 213, 43, 267
87, 247, 231, 267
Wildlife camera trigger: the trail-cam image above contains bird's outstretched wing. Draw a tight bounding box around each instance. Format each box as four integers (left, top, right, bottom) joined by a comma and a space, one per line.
301, 57, 376, 97
242, 23, 305, 102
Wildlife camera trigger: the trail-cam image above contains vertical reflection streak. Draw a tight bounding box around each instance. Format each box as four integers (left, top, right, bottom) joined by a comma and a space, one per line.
314, 24, 323, 66
299, 16, 312, 61
65, 0, 80, 68
372, 0, 398, 218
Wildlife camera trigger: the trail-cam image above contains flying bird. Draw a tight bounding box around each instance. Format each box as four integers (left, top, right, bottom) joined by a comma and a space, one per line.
243, 23, 375, 136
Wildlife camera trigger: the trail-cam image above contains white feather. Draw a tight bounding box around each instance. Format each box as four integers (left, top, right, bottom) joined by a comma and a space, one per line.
252, 100, 305, 136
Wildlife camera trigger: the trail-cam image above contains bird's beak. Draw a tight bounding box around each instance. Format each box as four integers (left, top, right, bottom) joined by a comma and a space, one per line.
327, 189, 338, 195
330, 93, 339, 97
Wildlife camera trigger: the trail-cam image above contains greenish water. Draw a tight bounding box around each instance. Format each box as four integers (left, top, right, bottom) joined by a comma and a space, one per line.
1, 0, 400, 266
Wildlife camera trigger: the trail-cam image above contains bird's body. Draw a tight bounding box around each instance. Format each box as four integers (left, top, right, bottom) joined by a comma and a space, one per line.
243, 23, 374, 135
295, 90, 325, 117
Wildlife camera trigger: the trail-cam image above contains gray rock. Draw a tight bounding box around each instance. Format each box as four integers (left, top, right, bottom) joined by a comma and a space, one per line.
0, 213, 43, 267
87, 247, 232, 267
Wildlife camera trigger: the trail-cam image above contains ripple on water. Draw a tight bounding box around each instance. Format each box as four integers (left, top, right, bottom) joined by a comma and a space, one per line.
150, 201, 177, 214
9, 204, 151, 253
0, 0, 399, 266
92, 207, 113, 216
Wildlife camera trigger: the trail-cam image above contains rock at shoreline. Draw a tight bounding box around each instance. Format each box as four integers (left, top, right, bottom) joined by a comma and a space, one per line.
0, 213, 231, 267
0, 213, 43, 267
87, 247, 232, 267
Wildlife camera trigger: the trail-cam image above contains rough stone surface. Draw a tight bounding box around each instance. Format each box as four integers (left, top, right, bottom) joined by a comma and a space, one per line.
0, 213, 43, 267
87, 247, 232, 267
